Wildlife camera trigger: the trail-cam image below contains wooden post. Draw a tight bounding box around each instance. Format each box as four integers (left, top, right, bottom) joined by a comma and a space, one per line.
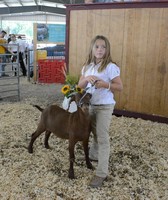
33, 23, 37, 82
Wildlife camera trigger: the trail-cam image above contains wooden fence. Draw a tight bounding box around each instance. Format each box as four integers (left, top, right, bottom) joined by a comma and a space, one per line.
66, 1, 168, 121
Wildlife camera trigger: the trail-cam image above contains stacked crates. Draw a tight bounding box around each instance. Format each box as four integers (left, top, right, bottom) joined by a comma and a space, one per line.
38, 59, 65, 84
37, 50, 47, 60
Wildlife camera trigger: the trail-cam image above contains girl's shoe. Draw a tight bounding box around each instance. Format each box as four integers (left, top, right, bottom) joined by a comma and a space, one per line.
89, 175, 107, 188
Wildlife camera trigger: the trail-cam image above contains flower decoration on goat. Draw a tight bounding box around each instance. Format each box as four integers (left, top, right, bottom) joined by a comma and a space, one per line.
61, 84, 83, 98
61, 63, 83, 98
75, 86, 83, 93
61, 85, 71, 97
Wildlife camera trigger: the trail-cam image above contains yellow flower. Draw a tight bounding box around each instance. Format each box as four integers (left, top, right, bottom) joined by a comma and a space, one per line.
75, 86, 83, 93
61, 85, 70, 95
61, 84, 83, 98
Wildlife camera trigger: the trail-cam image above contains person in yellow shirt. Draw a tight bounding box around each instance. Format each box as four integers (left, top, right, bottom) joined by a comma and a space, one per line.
0, 30, 8, 77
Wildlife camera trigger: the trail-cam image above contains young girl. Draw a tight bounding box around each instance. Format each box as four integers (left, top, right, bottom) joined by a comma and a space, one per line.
78, 35, 123, 188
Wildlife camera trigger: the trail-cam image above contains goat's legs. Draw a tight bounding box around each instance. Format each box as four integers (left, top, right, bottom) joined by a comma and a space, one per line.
68, 139, 77, 179
44, 130, 51, 149
82, 139, 94, 170
28, 124, 45, 153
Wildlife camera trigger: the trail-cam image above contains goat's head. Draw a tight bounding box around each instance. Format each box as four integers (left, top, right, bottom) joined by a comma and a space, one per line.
69, 91, 92, 113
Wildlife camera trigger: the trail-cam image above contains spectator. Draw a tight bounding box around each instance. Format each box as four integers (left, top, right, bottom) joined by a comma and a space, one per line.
8, 34, 18, 76
8, 34, 27, 76
0, 30, 8, 77
17, 35, 28, 68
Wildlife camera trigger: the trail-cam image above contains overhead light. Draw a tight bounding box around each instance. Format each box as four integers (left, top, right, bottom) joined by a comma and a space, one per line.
6, 3, 22, 7
57, 4, 66, 8
22, 2, 36, 6
0, 4, 7, 8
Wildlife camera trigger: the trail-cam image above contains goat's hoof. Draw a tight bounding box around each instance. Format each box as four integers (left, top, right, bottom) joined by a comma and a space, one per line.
28, 147, 33, 154
68, 173, 75, 179
69, 175, 75, 179
45, 145, 50, 149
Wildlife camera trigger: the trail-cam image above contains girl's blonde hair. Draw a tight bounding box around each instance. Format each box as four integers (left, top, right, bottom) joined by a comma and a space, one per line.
83, 35, 114, 72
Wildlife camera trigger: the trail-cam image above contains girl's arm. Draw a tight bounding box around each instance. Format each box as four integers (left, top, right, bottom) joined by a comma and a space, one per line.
78, 75, 100, 89
94, 76, 123, 92
78, 75, 88, 89
110, 76, 123, 92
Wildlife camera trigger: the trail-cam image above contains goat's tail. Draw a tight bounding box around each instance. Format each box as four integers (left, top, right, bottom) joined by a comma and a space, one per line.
33, 105, 44, 112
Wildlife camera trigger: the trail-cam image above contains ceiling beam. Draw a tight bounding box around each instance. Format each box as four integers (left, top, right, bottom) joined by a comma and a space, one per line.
0, 5, 66, 15
45, 0, 84, 4
0, 0, 85, 16
39, 6, 65, 15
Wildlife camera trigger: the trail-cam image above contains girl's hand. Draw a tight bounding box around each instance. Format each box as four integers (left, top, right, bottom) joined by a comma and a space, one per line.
94, 79, 107, 89
85, 75, 99, 85
85, 76, 107, 89
85, 76, 110, 89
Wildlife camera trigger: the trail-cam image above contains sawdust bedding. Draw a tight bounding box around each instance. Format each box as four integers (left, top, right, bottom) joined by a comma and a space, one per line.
0, 78, 168, 200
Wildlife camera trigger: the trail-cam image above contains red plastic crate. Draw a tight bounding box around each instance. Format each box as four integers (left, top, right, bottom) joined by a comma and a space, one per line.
38, 59, 65, 84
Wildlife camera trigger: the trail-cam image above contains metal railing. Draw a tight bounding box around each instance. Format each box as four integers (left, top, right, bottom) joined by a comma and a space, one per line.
0, 43, 20, 102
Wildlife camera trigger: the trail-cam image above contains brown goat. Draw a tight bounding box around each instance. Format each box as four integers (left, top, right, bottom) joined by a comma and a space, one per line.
28, 91, 94, 179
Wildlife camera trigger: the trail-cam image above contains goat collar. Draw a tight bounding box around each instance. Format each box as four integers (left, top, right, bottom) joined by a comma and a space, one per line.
67, 91, 78, 98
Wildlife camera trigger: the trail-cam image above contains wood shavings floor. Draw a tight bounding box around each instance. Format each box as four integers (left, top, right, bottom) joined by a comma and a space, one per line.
0, 77, 168, 200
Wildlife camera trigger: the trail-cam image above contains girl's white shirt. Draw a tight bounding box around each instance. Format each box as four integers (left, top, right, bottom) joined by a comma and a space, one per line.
82, 62, 120, 105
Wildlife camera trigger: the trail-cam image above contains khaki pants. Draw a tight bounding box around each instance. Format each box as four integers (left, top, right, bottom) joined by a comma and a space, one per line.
89, 104, 114, 178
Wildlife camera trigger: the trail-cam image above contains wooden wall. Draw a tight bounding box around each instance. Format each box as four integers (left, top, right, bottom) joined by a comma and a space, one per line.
66, 2, 168, 119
